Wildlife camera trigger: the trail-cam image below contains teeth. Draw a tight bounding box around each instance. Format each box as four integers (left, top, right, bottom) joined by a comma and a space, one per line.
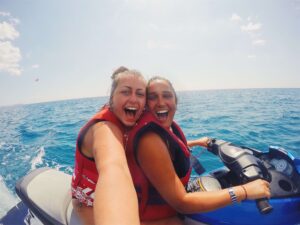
156, 110, 168, 119
157, 110, 168, 114
124, 107, 137, 117
126, 107, 137, 111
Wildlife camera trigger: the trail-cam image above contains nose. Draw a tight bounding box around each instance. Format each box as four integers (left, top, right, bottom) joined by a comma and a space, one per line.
128, 93, 138, 103
157, 96, 165, 107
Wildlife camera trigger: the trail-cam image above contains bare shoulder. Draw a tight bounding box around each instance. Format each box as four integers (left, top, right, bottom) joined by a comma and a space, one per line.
139, 131, 163, 145
137, 131, 168, 157
82, 121, 123, 156
91, 121, 122, 137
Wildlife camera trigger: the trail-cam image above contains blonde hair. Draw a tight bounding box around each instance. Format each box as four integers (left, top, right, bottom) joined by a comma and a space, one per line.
109, 66, 146, 107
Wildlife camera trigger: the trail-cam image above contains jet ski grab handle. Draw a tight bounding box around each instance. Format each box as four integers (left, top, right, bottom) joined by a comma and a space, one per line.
207, 139, 273, 214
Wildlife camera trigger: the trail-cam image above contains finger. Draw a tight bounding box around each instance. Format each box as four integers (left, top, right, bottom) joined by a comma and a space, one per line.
264, 185, 270, 192
264, 186, 271, 198
266, 190, 271, 199
262, 180, 269, 186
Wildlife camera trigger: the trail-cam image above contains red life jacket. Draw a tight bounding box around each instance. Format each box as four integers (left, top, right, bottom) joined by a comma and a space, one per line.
71, 106, 124, 206
125, 111, 191, 221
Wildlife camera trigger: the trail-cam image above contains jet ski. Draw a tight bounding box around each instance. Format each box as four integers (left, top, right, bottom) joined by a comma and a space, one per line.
1, 140, 299, 225
186, 139, 300, 225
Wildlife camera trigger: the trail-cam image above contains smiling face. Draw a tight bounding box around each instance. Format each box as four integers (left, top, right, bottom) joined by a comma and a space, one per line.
147, 79, 177, 128
110, 73, 146, 127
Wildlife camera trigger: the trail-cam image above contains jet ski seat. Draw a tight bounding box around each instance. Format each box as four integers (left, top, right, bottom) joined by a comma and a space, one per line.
16, 167, 81, 225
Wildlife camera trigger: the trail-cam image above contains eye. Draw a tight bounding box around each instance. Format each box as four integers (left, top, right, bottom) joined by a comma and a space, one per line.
163, 92, 173, 99
120, 90, 130, 96
136, 91, 145, 97
147, 93, 157, 101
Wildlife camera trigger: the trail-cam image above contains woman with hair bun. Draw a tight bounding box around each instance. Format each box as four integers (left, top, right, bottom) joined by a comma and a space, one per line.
71, 66, 146, 225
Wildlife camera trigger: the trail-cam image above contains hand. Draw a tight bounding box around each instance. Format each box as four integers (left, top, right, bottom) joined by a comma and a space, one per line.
197, 137, 210, 147
243, 179, 271, 200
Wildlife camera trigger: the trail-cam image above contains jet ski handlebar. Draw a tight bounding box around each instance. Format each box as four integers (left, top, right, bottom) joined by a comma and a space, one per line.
207, 139, 273, 214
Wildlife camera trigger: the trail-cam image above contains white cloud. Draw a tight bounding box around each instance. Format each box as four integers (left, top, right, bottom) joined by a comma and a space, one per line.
0, 41, 22, 76
32, 64, 40, 69
241, 22, 262, 33
0, 13, 22, 76
232, 14, 265, 50
0, 11, 11, 17
230, 13, 242, 22
0, 21, 20, 40
252, 39, 266, 46
9, 18, 20, 26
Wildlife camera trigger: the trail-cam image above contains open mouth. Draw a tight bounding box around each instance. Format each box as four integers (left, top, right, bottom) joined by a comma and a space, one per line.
124, 107, 137, 118
156, 110, 168, 120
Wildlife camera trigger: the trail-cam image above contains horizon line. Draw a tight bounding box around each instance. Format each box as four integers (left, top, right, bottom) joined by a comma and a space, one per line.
1, 87, 299, 108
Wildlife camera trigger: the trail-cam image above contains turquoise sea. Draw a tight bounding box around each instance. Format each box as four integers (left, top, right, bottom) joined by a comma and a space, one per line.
0, 88, 300, 217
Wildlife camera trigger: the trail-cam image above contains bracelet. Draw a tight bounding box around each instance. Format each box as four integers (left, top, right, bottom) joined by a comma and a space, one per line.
228, 187, 238, 204
241, 185, 248, 200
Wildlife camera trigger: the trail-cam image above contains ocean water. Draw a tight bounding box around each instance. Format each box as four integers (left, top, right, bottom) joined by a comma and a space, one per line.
0, 88, 299, 218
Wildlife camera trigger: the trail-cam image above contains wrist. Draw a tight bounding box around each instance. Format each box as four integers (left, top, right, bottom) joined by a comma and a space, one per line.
234, 186, 247, 202
241, 185, 248, 200
228, 187, 238, 204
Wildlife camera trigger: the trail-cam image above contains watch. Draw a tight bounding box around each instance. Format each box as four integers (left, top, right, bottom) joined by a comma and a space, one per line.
228, 187, 238, 204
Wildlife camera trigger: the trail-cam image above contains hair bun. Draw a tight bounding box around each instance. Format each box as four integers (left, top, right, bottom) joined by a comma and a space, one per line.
111, 66, 129, 79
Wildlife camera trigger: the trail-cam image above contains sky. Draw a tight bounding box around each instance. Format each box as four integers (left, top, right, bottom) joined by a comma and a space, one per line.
0, 0, 299, 106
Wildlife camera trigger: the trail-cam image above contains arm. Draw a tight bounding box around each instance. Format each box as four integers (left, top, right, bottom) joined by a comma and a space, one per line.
85, 121, 139, 225
137, 132, 270, 214
187, 136, 210, 148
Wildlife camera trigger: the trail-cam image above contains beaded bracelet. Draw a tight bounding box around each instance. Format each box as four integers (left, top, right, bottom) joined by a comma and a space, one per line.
241, 185, 248, 200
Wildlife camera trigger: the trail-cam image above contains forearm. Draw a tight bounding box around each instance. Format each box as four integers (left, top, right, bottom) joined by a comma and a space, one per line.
187, 137, 210, 148
94, 164, 140, 225
187, 139, 201, 148
176, 186, 246, 214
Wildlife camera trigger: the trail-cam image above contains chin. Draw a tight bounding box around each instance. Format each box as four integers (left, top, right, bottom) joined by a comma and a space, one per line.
123, 121, 136, 128
160, 122, 170, 128
159, 121, 166, 127
164, 121, 173, 128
